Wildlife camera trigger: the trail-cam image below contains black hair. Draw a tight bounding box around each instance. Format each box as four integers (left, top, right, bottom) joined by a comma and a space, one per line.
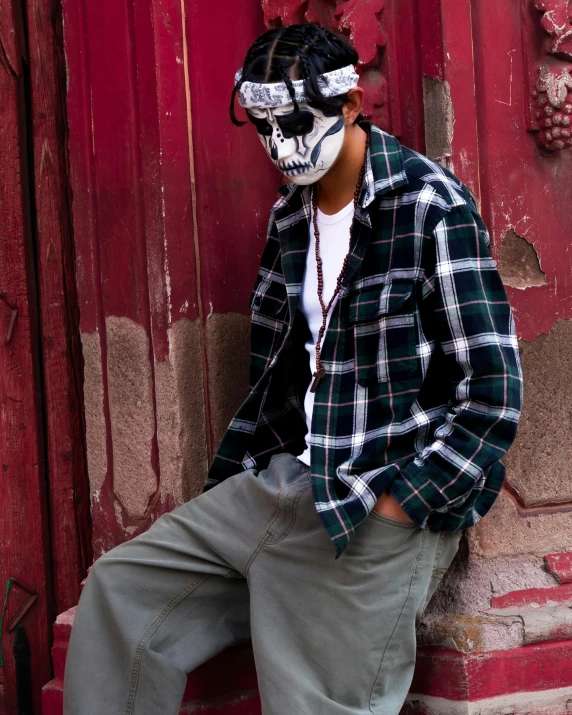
230, 23, 360, 126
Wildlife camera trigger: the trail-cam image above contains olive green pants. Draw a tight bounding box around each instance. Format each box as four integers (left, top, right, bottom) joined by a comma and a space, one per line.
64, 453, 459, 715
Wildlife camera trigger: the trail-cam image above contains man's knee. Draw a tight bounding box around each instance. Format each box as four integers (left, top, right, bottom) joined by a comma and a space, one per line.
84, 539, 137, 593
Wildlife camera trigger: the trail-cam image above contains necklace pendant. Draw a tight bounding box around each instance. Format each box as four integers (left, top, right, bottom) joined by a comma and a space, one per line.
310, 368, 326, 393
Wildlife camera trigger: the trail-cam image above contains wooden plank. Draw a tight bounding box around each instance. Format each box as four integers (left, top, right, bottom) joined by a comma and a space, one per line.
419, 0, 481, 195
25, 0, 92, 614
183, 0, 282, 454
61, 0, 206, 555
0, 1, 53, 709
389, 0, 425, 151
183, 0, 280, 317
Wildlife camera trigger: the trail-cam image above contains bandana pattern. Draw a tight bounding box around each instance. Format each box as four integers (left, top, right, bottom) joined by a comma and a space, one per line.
235, 64, 360, 108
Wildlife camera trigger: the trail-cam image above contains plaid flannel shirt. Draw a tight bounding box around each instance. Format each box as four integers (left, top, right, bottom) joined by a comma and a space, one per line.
206, 122, 523, 557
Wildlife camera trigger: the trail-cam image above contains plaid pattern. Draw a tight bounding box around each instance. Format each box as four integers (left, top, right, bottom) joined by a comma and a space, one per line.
206, 123, 523, 557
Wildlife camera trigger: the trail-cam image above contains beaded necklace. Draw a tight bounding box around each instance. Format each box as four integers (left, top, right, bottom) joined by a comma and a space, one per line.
309, 133, 370, 393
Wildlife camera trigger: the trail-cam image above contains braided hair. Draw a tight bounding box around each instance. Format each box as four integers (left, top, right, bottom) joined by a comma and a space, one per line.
230, 24, 360, 126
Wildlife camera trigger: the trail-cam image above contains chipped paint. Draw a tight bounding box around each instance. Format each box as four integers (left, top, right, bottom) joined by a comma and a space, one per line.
422, 76, 455, 161
205, 312, 251, 451
497, 229, 547, 289
417, 613, 523, 653
468, 491, 572, 559
503, 320, 572, 506
80, 330, 107, 495
404, 686, 572, 715
427, 554, 557, 616
155, 318, 208, 502
106, 316, 158, 518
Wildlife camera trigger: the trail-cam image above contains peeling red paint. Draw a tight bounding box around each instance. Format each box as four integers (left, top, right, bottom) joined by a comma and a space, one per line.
491, 583, 572, 609
545, 552, 572, 583
503, 481, 572, 517
410, 642, 572, 701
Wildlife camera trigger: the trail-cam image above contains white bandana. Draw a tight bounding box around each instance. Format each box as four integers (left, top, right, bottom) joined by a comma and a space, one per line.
235, 64, 359, 108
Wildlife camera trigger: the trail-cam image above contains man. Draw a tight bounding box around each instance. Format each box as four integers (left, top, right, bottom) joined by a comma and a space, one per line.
64, 23, 522, 715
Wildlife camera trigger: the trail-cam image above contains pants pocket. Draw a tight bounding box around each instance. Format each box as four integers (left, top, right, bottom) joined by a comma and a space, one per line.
368, 510, 418, 529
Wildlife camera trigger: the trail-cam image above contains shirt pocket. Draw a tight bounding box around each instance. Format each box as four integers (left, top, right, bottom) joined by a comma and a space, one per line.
349, 280, 418, 386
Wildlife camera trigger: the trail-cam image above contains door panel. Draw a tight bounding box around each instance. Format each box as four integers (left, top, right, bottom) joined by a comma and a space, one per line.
0, 2, 53, 710
61, 0, 278, 556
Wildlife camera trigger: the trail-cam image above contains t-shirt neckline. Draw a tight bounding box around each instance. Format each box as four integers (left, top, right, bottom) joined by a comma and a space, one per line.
315, 199, 354, 225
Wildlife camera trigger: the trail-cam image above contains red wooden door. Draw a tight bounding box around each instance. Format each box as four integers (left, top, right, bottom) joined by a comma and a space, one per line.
0, 4, 54, 712
60, 0, 279, 557
59, 0, 572, 558
1, 0, 90, 710
40, 0, 572, 712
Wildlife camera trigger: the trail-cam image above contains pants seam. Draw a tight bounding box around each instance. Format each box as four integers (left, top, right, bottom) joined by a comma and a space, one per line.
368, 529, 428, 714
125, 573, 212, 715
265, 485, 311, 546
244, 484, 290, 576
244, 482, 310, 575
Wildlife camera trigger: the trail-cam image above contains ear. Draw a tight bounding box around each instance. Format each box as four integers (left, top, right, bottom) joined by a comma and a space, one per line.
342, 87, 364, 125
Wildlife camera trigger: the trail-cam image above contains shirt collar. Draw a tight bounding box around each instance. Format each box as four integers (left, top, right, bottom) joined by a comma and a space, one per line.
360, 122, 408, 206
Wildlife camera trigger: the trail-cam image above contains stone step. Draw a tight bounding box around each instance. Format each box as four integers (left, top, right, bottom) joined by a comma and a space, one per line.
42, 607, 261, 715
491, 581, 572, 608
42, 552, 572, 715
42, 678, 261, 715
402, 685, 572, 715
545, 552, 572, 585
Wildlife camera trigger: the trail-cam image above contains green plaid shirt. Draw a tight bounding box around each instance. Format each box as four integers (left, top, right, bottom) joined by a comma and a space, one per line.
206, 123, 522, 557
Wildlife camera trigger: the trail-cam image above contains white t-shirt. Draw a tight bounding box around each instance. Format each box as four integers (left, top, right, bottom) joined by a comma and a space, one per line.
298, 199, 354, 466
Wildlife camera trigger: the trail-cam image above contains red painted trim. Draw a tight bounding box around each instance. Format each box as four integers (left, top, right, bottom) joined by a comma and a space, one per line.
42, 679, 262, 715
503, 481, 572, 518
43, 609, 262, 715
545, 553, 572, 584
389, 0, 425, 151
411, 642, 572, 701
43, 603, 572, 714
418, 0, 481, 193
491, 583, 572, 609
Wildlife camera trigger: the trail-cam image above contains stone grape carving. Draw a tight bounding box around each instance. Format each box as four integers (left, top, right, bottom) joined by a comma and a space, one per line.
532, 66, 572, 150
532, 1, 572, 150
534, 0, 572, 60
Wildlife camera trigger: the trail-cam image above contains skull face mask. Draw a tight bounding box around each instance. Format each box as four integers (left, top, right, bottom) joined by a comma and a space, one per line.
247, 104, 345, 185
234, 64, 360, 185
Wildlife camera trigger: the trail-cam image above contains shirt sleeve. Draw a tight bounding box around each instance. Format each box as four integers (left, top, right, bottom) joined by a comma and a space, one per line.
248, 210, 285, 390
389, 204, 523, 527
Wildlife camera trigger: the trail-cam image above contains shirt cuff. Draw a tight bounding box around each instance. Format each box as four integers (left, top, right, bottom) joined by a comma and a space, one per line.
389, 459, 450, 528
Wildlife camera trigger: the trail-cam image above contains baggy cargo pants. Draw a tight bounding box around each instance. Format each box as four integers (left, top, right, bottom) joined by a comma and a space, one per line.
64, 453, 460, 715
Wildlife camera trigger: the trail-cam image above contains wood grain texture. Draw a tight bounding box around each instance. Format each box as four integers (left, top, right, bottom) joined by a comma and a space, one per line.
0, 1, 53, 710
25, 0, 92, 615
60, 0, 209, 553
